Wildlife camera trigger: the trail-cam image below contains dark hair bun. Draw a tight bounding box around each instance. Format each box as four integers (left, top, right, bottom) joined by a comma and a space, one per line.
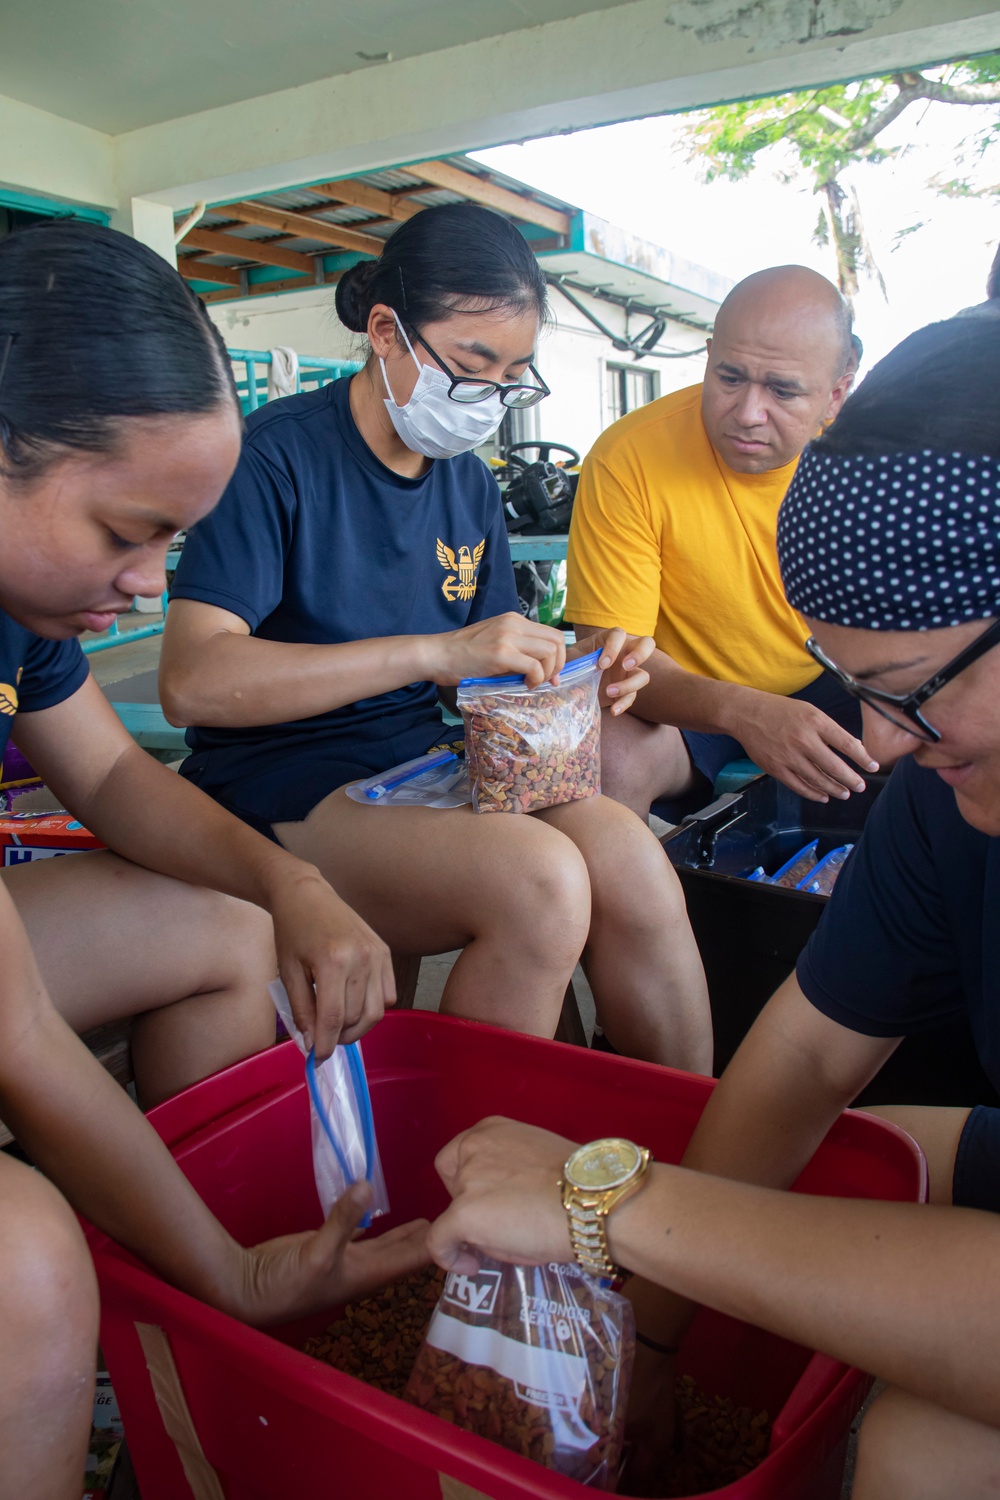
335, 259, 380, 332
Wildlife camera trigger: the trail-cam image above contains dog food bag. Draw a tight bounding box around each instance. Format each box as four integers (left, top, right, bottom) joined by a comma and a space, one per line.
405, 1256, 634, 1489
767, 839, 820, 889
799, 843, 854, 896
457, 649, 603, 814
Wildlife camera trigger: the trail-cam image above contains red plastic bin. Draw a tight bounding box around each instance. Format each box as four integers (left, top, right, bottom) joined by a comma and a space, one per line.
85, 1011, 925, 1499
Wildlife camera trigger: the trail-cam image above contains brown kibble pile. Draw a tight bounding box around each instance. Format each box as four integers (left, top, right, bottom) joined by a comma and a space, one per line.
404, 1269, 631, 1488
303, 1274, 769, 1495
461, 675, 601, 814
303, 1266, 445, 1398
658, 1374, 771, 1496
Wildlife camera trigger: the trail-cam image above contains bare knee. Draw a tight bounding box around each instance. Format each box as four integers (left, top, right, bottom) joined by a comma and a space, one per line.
599, 713, 693, 815
590, 817, 687, 935
0, 1162, 98, 1394
855, 1386, 1000, 1500
495, 831, 591, 968
213, 891, 277, 986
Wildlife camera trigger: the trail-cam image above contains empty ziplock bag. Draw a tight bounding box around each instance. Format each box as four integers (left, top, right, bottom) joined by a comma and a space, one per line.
268, 979, 389, 1224
344, 749, 472, 809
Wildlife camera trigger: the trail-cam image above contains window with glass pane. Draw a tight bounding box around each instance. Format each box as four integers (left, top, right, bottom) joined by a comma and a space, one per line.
606, 364, 659, 424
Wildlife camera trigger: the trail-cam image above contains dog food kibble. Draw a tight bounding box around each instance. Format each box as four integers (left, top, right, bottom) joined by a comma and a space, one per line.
461, 676, 601, 814
405, 1266, 632, 1487
657, 1375, 772, 1496
303, 1266, 445, 1397
304, 1272, 771, 1494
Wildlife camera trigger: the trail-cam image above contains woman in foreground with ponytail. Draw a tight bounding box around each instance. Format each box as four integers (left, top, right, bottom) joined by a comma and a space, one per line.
0, 222, 428, 1500
162, 203, 711, 1069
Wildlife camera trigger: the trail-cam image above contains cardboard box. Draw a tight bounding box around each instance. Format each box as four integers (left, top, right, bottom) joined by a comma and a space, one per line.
0, 812, 103, 866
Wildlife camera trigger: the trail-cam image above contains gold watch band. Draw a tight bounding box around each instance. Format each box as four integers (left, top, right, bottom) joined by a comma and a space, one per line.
561, 1184, 618, 1276
560, 1144, 651, 1276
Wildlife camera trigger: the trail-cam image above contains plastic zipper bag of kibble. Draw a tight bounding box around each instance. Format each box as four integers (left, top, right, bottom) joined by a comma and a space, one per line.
457, 649, 603, 815
269, 979, 389, 1226
404, 1256, 635, 1489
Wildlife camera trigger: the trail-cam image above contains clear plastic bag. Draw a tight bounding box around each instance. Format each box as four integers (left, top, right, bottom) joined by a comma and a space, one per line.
268, 980, 389, 1223
405, 1256, 634, 1489
344, 749, 472, 809
767, 839, 820, 889
457, 649, 603, 814
799, 843, 854, 895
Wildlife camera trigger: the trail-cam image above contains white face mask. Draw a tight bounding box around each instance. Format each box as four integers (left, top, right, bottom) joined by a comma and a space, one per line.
379, 313, 506, 460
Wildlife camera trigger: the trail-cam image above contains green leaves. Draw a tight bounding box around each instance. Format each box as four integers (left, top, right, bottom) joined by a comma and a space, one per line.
681, 59, 1000, 297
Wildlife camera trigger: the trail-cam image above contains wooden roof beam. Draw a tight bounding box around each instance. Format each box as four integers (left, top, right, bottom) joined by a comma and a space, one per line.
199, 268, 345, 304
178, 259, 242, 288
182, 226, 314, 276
308, 178, 423, 222
222, 202, 384, 256
407, 160, 570, 235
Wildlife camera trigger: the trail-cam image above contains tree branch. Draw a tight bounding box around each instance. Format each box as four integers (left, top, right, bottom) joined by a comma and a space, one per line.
842, 78, 924, 151
843, 70, 1000, 154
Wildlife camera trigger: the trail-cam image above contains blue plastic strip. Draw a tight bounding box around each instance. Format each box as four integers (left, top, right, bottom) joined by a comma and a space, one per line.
458, 647, 603, 691
306, 1050, 353, 1183
347, 1045, 376, 1179
305, 1043, 375, 1228
364, 750, 457, 800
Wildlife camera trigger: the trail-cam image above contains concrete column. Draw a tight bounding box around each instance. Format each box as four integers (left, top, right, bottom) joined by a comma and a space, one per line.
113, 196, 176, 265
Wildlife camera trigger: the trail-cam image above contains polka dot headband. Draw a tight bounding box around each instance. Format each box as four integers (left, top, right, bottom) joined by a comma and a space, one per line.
778, 446, 1000, 630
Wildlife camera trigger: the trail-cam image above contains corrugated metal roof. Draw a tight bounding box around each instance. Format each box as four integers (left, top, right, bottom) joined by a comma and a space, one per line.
177, 153, 728, 319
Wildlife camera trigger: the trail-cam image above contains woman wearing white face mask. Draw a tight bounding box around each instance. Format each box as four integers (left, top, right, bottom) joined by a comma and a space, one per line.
162, 204, 711, 1066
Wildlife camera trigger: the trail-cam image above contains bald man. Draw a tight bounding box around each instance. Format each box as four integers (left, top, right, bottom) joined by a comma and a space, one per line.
566, 265, 875, 819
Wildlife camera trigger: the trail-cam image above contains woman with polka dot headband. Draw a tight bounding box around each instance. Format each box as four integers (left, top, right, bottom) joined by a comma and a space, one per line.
426, 314, 1000, 1499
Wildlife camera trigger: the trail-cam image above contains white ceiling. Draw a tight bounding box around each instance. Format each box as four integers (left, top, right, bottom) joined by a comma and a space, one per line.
0, 0, 640, 135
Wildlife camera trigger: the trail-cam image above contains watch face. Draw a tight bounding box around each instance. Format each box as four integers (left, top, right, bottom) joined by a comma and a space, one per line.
565, 1138, 643, 1191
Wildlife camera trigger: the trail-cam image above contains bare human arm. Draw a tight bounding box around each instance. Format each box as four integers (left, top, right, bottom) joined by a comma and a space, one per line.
428, 1115, 1000, 1431
576, 631, 878, 802
160, 599, 573, 728
14, 676, 393, 1056
566, 447, 876, 801
0, 882, 428, 1325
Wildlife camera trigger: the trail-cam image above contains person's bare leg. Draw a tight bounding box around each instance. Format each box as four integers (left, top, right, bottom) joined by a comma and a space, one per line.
276, 791, 591, 1037
599, 711, 700, 822
854, 1386, 1000, 1499
536, 796, 712, 1071
3, 851, 277, 1108
859, 1106, 971, 1205
0, 1153, 99, 1500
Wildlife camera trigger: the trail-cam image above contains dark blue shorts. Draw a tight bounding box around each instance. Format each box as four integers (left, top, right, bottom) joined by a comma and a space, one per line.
953, 1105, 1000, 1212
654, 672, 863, 822
180, 709, 460, 842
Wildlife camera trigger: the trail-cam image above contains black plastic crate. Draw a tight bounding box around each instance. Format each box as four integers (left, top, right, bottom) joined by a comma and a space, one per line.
663, 774, 998, 1107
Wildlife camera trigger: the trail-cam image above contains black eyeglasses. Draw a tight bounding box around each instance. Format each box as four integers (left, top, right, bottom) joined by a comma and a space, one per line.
413, 330, 550, 410
805, 618, 1000, 744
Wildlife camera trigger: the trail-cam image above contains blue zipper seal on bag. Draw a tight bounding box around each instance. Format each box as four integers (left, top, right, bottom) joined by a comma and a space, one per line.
364, 750, 457, 801
306, 1043, 376, 1228
458, 647, 603, 691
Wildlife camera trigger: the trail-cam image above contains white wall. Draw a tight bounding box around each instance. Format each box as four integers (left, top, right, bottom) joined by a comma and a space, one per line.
207, 278, 709, 459
114, 0, 1000, 214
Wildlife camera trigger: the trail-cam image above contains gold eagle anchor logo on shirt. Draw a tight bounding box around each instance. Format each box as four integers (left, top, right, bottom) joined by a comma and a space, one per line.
436, 538, 485, 602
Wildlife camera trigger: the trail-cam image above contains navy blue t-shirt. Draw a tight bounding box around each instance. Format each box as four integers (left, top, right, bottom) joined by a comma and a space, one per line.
798, 755, 1000, 1087
0, 608, 89, 768
172, 376, 519, 825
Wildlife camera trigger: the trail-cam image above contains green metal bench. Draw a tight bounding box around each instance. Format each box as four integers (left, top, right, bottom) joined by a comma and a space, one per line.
111, 702, 188, 762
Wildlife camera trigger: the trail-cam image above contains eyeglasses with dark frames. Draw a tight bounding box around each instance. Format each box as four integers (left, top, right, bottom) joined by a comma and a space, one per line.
412, 329, 550, 410
805, 618, 1000, 744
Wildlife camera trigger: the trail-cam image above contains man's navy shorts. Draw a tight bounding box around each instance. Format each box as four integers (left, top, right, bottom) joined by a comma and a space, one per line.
653, 671, 863, 822
953, 1106, 1000, 1212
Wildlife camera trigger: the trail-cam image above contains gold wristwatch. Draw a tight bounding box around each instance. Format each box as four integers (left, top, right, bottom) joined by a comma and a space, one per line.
560, 1138, 651, 1277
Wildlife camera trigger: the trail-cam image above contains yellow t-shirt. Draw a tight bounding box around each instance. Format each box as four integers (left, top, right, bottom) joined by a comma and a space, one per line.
565, 384, 818, 696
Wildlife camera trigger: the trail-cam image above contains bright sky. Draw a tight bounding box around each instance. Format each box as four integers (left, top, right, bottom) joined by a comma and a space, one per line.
472, 91, 999, 376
